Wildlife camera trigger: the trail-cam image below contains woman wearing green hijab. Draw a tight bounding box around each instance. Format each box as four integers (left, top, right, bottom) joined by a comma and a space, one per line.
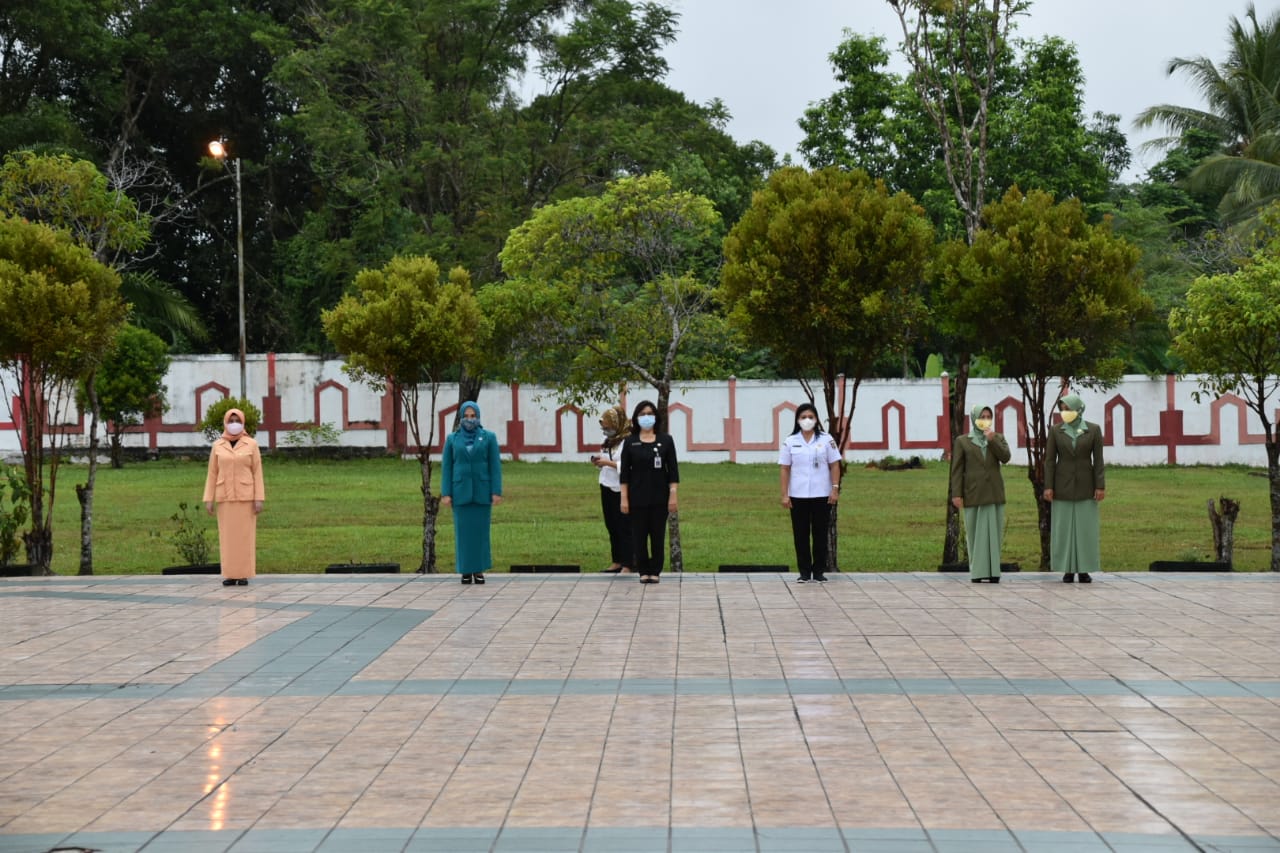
1043, 394, 1105, 583
949, 404, 1011, 583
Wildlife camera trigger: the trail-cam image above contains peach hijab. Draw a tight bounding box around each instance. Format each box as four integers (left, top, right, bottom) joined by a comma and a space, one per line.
220, 408, 249, 443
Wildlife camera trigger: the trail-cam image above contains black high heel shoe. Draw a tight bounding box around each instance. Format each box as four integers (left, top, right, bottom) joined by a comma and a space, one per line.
460, 574, 472, 585
474, 573, 485, 584
222, 579, 236, 587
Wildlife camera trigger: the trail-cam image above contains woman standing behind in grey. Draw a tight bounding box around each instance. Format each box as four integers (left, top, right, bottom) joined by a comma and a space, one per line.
1043, 394, 1105, 583
593, 404, 634, 575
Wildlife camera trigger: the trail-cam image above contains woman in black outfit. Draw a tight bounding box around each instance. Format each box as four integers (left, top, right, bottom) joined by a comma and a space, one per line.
618, 400, 679, 584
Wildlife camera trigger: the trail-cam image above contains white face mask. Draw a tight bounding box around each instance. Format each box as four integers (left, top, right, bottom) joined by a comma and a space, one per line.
974, 418, 992, 431
798, 417, 817, 431
226, 422, 244, 436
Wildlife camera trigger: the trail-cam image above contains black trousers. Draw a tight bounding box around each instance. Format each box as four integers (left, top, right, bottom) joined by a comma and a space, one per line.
789, 497, 831, 577
600, 485, 633, 567
628, 503, 668, 575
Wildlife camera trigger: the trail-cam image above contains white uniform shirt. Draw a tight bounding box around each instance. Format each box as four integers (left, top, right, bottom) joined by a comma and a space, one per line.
597, 443, 622, 491
778, 431, 842, 498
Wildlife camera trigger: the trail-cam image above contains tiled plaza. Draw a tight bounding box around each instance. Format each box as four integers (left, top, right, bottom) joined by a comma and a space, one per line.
0, 572, 1277, 853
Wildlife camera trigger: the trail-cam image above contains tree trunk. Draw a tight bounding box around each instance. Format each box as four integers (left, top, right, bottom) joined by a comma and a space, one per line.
654, 383, 682, 572
667, 511, 682, 573
1268, 439, 1280, 572
941, 360, 969, 564
418, 454, 440, 574
1034, 488, 1051, 569
456, 373, 482, 421
109, 429, 124, 469
77, 374, 101, 575
22, 527, 52, 575
826, 501, 840, 572
1207, 496, 1240, 565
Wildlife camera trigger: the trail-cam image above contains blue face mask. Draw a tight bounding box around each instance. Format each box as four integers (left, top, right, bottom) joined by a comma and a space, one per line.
637, 414, 656, 430
461, 416, 478, 431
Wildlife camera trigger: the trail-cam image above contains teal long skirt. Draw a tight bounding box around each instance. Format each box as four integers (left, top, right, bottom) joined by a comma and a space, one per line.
963, 503, 1005, 580
452, 503, 493, 574
1050, 499, 1101, 573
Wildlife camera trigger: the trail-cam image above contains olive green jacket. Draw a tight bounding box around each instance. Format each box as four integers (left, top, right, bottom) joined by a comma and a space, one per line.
1044, 422, 1105, 500
949, 433, 1010, 506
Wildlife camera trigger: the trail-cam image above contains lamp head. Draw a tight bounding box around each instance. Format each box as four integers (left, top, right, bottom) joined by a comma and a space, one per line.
208, 139, 227, 159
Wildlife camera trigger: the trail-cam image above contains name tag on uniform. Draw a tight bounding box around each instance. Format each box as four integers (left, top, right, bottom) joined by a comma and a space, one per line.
653, 453, 663, 469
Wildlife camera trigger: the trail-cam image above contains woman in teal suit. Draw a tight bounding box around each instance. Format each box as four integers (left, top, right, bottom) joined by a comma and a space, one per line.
441, 401, 503, 584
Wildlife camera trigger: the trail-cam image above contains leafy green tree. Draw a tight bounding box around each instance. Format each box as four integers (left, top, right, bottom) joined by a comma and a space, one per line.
1136, 4, 1280, 225
489, 173, 722, 416
84, 324, 171, 469
0, 151, 149, 261
0, 215, 127, 573
935, 188, 1150, 567
720, 166, 934, 570
488, 172, 721, 572
322, 255, 489, 574
1170, 245, 1280, 571
0, 150, 165, 573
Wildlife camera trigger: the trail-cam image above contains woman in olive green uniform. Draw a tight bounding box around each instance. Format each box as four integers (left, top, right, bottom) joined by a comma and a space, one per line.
1043, 394, 1105, 583
949, 404, 1011, 583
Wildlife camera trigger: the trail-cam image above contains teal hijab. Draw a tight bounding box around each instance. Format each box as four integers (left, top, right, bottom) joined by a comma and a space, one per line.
1058, 394, 1086, 445
458, 400, 482, 446
969, 403, 992, 450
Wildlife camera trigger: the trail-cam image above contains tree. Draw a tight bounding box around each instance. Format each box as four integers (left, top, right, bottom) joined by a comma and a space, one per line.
0, 215, 127, 573
934, 188, 1150, 567
1170, 246, 1280, 571
720, 166, 934, 570
1, 150, 155, 574
489, 173, 722, 412
322, 255, 489, 574
488, 172, 721, 572
85, 324, 171, 469
803, 31, 1115, 215
1135, 4, 1280, 225
886, 0, 1030, 566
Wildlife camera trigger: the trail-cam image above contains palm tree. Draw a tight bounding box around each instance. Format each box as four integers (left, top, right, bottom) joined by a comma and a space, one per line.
1136, 3, 1280, 224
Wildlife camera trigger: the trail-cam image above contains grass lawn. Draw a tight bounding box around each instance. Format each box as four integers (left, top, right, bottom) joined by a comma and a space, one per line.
32, 456, 1277, 575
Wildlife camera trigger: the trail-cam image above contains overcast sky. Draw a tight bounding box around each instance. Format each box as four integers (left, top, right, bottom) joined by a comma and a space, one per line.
656, 0, 1271, 181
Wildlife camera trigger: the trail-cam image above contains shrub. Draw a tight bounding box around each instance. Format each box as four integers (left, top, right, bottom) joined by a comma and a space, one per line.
0, 465, 31, 565
197, 398, 262, 442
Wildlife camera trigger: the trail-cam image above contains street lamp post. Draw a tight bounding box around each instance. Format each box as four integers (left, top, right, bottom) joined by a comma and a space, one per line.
208, 139, 247, 400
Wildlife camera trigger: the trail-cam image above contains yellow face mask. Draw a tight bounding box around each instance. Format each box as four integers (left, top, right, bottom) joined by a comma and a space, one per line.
1060, 410, 1079, 424
974, 418, 992, 431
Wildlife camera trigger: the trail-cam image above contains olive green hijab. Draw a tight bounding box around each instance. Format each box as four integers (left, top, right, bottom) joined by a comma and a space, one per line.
1058, 394, 1087, 444
969, 403, 992, 450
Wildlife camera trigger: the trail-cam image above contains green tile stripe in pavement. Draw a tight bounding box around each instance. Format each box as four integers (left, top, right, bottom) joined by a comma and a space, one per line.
3, 827, 1277, 852
1, 587, 1277, 703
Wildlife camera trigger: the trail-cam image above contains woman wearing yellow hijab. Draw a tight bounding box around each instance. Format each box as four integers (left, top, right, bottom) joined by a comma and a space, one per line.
1043, 394, 1106, 583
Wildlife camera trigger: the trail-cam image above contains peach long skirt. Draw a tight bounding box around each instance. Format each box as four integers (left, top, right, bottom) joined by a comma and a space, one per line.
216, 501, 258, 579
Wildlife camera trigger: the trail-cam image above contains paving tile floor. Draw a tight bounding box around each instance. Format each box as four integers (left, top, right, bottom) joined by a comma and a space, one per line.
0, 572, 1277, 853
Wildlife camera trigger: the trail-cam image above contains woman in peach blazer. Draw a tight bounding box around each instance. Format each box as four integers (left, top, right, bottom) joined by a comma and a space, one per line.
202, 408, 265, 586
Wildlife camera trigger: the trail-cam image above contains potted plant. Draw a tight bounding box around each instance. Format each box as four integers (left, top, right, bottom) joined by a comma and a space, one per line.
0, 465, 33, 577
158, 501, 221, 574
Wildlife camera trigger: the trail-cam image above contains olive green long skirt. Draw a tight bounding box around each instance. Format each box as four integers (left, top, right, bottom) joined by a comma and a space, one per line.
963, 503, 1005, 580
1050, 499, 1101, 574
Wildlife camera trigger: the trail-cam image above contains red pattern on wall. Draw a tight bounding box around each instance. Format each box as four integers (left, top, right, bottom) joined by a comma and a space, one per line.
5, 363, 1279, 463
